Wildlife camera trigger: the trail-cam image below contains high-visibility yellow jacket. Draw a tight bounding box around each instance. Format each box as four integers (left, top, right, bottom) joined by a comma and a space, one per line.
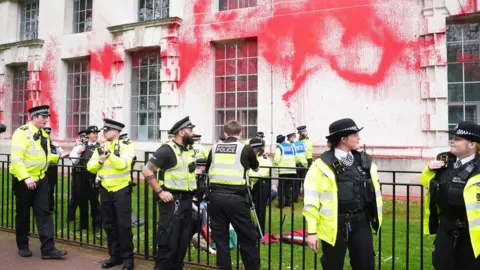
274, 142, 296, 174
301, 137, 313, 160
209, 142, 247, 186
302, 155, 383, 246
87, 139, 135, 192
161, 142, 197, 191
10, 122, 60, 181
421, 161, 480, 258
249, 153, 272, 188
192, 142, 208, 160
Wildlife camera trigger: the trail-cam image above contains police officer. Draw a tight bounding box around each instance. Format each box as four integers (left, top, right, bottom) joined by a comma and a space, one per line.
44, 127, 65, 213
274, 134, 297, 208
68, 129, 88, 222
10, 105, 68, 259
87, 119, 136, 270
249, 138, 273, 234
69, 125, 101, 232
207, 120, 261, 270
141, 116, 197, 270
192, 134, 208, 160
303, 118, 382, 270
421, 121, 480, 269
297, 125, 313, 167
288, 132, 308, 202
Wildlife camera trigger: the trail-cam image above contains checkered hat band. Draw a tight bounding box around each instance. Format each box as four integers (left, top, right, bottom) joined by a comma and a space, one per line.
32, 108, 49, 115
456, 129, 480, 138
104, 122, 122, 130
328, 126, 359, 136
172, 120, 192, 134
297, 128, 306, 132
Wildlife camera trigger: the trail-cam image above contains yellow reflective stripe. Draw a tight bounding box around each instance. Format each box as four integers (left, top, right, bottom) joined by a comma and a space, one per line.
303, 204, 317, 211
24, 161, 47, 166
98, 171, 130, 179
102, 164, 114, 170
304, 189, 333, 200
466, 202, 480, 211
12, 146, 26, 152
469, 217, 480, 228
11, 157, 24, 162
164, 180, 189, 187
319, 207, 333, 216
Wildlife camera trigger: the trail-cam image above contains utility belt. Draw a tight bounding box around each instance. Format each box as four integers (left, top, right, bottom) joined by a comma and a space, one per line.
339, 209, 368, 242
209, 183, 247, 196
161, 185, 195, 200
439, 215, 470, 251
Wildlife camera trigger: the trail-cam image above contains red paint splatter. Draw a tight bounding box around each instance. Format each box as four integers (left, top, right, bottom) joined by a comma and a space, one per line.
459, 0, 477, 15
171, 0, 428, 121
89, 44, 124, 81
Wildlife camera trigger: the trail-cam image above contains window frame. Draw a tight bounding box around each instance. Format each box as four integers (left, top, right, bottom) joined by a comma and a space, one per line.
218, 0, 257, 11
72, 0, 93, 34
19, 0, 40, 41
138, 0, 169, 22
11, 65, 29, 132
66, 59, 91, 139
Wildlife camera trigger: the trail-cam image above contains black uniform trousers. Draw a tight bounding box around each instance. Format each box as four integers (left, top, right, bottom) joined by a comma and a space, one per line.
294, 166, 307, 202
13, 177, 55, 254
99, 185, 134, 263
155, 192, 193, 270
68, 169, 101, 228
251, 180, 270, 234
433, 223, 480, 269
209, 191, 260, 270
321, 211, 375, 270
277, 173, 297, 207
46, 165, 58, 212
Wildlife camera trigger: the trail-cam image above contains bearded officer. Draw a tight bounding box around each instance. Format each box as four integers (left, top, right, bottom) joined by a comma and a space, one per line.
142, 116, 197, 270
421, 121, 480, 269
303, 118, 382, 269
10, 105, 68, 259
87, 119, 136, 270
207, 120, 261, 269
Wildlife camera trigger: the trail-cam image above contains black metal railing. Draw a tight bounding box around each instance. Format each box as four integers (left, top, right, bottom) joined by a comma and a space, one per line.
0, 154, 433, 269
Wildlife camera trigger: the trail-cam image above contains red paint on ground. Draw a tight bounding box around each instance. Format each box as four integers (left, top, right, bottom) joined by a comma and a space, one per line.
89, 44, 124, 81
172, 0, 422, 121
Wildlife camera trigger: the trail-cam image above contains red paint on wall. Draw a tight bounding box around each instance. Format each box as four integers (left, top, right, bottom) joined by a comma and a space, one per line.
173, 0, 421, 118
459, 0, 477, 14
38, 40, 59, 132
89, 44, 124, 81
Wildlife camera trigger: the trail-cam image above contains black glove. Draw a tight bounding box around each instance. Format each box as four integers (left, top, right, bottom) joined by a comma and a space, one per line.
188, 162, 196, 173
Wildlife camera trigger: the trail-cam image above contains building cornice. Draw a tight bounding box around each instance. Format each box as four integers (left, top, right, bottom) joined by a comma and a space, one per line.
0, 39, 44, 51
107, 17, 182, 34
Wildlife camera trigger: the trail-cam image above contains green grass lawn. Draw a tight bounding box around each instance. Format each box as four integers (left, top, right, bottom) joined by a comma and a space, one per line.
1, 170, 435, 269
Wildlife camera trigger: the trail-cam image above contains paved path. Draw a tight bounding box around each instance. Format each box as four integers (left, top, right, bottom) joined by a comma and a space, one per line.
0, 230, 154, 270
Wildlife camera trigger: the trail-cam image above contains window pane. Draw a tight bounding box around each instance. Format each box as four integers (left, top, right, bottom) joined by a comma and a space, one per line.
465, 83, 480, 101
463, 24, 480, 41
447, 24, 462, 42
448, 63, 463, 82
447, 43, 462, 62
449, 106, 464, 123
215, 110, 225, 125
465, 105, 477, 122
464, 63, 480, 82
248, 110, 257, 125
448, 84, 463, 102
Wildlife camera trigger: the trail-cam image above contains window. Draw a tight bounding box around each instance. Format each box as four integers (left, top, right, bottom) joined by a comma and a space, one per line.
66, 59, 90, 138
138, 0, 169, 21
130, 51, 161, 140
11, 66, 29, 132
447, 23, 480, 132
219, 0, 256, 11
19, 0, 39, 41
214, 41, 258, 139
73, 0, 93, 33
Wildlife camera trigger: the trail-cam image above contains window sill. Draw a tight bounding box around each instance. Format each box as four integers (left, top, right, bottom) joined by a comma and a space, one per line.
107, 17, 181, 34
0, 39, 44, 51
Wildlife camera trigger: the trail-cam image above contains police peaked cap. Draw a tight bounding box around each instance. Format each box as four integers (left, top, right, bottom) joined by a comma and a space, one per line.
297, 125, 307, 133
276, 134, 285, 143
102, 119, 125, 131
286, 133, 296, 138
448, 121, 480, 143
256, 131, 265, 138
325, 118, 363, 140
28, 105, 51, 116
44, 127, 52, 134
78, 129, 88, 137
249, 138, 265, 148
86, 125, 99, 134
169, 116, 195, 135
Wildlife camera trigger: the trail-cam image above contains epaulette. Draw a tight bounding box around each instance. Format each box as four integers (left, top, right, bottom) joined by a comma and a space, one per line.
20, 126, 29, 131
122, 139, 131, 145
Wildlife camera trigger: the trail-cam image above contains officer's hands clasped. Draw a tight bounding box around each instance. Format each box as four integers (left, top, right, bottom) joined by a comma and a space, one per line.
25, 178, 37, 190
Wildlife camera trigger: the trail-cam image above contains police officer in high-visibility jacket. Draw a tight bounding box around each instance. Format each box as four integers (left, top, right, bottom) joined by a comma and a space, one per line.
192, 134, 208, 161
10, 105, 68, 259
297, 125, 313, 167
289, 132, 308, 202
421, 121, 480, 269
248, 138, 273, 234
303, 118, 382, 270
44, 127, 65, 213
274, 134, 297, 208
87, 119, 136, 270
142, 116, 198, 270
206, 120, 260, 270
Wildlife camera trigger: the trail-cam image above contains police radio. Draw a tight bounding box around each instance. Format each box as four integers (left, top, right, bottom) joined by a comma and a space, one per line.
438, 154, 449, 169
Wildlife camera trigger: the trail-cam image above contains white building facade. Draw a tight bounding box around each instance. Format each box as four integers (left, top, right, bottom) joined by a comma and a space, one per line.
0, 0, 479, 174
